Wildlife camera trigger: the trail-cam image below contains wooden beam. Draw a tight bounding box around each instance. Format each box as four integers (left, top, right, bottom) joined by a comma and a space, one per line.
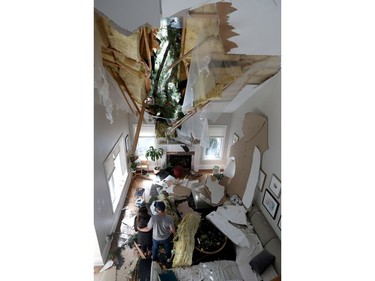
133, 242, 146, 259
141, 27, 152, 70
102, 59, 121, 69
106, 63, 147, 116
106, 67, 136, 114
103, 46, 148, 72
132, 98, 147, 154
169, 100, 210, 133
107, 66, 142, 116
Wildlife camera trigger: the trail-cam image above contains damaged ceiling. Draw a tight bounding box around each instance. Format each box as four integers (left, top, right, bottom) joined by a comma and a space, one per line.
94, 0, 281, 147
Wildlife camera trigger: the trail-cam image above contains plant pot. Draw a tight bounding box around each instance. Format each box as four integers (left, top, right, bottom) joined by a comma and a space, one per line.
195, 219, 227, 254
173, 165, 184, 178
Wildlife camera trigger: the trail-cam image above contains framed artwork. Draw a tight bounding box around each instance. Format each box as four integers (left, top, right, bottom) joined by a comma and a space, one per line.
269, 174, 281, 198
278, 216, 281, 230
257, 170, 266, 191
233, 133, 239, 143
262, 189, 279, 219
125, 134, 130, 152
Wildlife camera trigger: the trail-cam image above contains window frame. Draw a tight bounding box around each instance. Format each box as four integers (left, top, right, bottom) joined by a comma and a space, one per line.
202, 125, 227, 160
103, 134, 128, 213
133, 124, 157, 160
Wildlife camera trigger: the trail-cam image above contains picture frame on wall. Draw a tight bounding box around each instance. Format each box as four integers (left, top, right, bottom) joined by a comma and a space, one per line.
257, 170, 266, 191
233, 133, 239, 143
262, 189, 279, 219
125, 134, 130, 152
269, 174, 281, 197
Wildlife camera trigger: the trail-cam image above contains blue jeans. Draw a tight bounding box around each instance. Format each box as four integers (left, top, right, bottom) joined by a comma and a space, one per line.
152, 236, 172, 261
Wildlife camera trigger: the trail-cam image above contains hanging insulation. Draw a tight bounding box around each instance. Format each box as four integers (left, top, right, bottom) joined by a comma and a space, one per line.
172, 212, 201, 267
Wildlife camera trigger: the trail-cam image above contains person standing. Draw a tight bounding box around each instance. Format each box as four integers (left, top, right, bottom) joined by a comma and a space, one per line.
134, 206, 152, 257
138, 201, 175, 262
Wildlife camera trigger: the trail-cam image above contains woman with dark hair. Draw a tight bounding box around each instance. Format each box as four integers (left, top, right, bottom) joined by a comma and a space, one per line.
134, 206, 152, 257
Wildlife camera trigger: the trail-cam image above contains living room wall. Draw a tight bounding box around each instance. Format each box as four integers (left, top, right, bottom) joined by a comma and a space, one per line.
94, 100, 133, 264
228, 71, 281, 237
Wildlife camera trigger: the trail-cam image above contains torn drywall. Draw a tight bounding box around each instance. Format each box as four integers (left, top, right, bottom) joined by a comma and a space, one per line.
227, 112, 268, 200
206, 211, 250, 248
242, 146, 260, 209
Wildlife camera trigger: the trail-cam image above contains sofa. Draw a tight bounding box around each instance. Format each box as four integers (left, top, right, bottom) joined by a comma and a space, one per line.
237, 202, 281, 279
249, 203, 281, 274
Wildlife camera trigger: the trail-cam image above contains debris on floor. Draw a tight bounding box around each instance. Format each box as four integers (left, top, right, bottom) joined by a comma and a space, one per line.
116, 245, 139, 281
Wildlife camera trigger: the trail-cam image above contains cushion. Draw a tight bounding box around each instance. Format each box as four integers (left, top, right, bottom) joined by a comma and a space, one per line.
249, 249, 276, 275
158, 271, 178, 281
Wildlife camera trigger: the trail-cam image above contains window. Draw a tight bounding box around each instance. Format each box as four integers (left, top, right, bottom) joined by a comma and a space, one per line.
104, 134, 128, 212
133, 124, 156, 160
203, 125, 227, 160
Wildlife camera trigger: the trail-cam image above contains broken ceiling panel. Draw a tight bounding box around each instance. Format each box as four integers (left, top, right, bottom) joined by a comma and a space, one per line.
94, 1, 280, 140
94, 23, 135, 122
95, 9, 157, 116
180, 2, 280, 116
206, 211, 250, 248
205, 175, 225, 205
182, 2, 238, 56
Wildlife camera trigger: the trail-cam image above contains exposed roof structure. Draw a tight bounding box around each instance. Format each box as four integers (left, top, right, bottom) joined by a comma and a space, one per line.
94, 1, 280, 149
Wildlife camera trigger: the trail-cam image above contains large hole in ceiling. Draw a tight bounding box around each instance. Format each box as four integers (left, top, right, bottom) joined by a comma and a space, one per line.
94, 1, 280, 146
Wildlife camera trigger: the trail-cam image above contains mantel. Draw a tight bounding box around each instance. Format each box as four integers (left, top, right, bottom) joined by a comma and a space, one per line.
166, 151, 195, 155
161, 143, 200, 172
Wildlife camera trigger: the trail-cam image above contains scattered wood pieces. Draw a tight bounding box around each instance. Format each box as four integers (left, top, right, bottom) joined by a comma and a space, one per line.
134, 242, 146, 259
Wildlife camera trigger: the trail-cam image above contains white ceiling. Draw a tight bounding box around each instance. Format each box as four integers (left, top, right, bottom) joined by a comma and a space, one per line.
94, 0, 281, 113
94, 0, 162, 32
161, 0, 281, 56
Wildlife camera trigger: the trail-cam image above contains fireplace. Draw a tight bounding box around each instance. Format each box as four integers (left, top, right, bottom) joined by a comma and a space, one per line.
167, 152, 195, 170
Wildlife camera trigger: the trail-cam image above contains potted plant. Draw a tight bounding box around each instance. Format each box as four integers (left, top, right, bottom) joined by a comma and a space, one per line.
130, 160, 138, 173
145, 146, 164, 174
129, 153, 139, 173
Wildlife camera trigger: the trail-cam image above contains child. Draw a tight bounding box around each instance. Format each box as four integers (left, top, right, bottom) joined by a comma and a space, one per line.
134, 206, 152, 257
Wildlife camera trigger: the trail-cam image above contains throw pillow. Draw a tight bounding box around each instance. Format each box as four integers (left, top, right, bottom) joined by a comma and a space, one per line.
249, 249, 276, 275
159, 271, 178, 281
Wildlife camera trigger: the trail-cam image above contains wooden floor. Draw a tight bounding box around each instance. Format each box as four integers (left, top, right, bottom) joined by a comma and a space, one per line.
95, 169, 214, 280
108, 169, 211, 258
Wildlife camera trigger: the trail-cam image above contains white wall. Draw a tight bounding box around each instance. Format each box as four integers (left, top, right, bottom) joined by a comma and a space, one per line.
228, 71, 281, 237
94, 99, 133, 263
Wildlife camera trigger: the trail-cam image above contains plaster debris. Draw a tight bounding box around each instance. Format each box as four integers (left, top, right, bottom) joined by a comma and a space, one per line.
95, 266, 116, 281
116, 246, 139, 280
205, 175, 225, 204
206, 211, 250, 248
99, 260, 114, 273
121, 214, 136, 228
216, 205, 247, 225
176, 201, 195, 218
186, 179, 199, 188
